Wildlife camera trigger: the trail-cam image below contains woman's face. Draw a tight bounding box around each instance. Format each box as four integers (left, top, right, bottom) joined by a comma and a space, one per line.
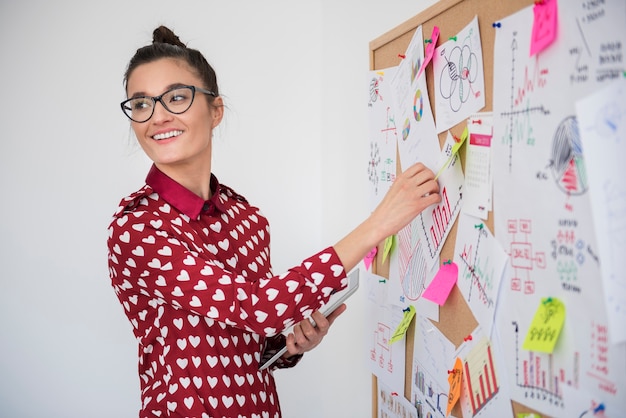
125, 58, 223, 174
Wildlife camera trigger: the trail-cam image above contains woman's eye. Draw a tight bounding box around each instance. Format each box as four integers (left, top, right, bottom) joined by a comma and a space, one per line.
169, 92, 189, 103
132, 99, 151, 110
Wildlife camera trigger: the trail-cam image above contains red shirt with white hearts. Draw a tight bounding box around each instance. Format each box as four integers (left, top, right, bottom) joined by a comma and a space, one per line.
107, 165, 347, 418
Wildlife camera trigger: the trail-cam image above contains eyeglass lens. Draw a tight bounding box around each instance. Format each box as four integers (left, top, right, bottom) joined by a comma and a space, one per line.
123, 86, 195, 122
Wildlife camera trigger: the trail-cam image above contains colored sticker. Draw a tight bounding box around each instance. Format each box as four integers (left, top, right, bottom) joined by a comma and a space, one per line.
422, 261, 459, 306
530, 0, 558, 56
523, 297, 566, 353
390, 305, 416, 344
447, 357, 464, 416
364, 247, 377, 271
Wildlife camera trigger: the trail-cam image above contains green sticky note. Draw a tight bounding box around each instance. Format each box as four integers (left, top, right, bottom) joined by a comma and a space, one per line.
382, 235, 395, 264
390, 305, 416, 344
523, 297, 565, 353
434, 127, 469, 180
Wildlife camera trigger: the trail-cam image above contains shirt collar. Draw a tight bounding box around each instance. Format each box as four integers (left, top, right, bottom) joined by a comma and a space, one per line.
145, 164, 226, 219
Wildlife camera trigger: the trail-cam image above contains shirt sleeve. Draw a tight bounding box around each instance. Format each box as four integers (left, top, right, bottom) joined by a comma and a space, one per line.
107, 209, 347, 337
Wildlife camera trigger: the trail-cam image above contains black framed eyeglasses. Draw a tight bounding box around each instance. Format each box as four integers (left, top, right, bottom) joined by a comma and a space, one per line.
120, 85, 216, 123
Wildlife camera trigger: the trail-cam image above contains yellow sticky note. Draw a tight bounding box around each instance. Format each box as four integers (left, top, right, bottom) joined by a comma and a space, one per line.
523, 297, 565, 353
390, 305, 416, 344
435, 127, 469, 180
446, 357, 464, 416
382, 235, 395, 264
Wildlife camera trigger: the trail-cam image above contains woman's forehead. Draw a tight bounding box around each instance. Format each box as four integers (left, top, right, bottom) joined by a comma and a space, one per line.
127, 58, 199, 95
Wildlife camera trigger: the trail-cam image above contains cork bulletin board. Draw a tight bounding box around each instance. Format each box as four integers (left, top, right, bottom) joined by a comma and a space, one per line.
369, 0, 566, 416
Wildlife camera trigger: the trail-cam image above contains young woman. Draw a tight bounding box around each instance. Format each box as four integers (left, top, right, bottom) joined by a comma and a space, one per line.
108, 26, 441, 418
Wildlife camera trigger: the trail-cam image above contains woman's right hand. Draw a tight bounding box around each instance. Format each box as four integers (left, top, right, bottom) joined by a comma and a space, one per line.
369, 162, 441, 239
333, 162, 441, 272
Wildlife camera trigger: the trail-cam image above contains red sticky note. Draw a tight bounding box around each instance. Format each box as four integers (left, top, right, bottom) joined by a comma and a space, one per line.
530, 0, 558, 56
417, 26, 440, 79
422, 261, 458, 305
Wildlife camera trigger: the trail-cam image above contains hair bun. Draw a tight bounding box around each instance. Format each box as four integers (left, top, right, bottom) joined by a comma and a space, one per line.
152, 26, 186, 48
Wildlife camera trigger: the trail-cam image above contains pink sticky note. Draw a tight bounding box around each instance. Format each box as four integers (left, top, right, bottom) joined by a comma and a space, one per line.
364, 247, 377, 271
530, 0, 558, 56
422, 261, 458, 305
417, 26, 440, 79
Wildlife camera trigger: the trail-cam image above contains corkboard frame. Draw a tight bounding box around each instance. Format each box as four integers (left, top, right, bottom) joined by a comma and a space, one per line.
368, 0, 548, 416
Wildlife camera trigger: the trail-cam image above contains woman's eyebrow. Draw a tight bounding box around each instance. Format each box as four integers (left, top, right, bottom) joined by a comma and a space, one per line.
128, 83, 189, 99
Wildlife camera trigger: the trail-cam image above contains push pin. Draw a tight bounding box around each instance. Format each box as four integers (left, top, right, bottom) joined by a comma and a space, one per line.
398, 54, 406, 59
492, 22, 502, 28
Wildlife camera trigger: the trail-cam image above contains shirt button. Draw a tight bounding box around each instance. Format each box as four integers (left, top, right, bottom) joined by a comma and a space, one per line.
202, 203, 210, 212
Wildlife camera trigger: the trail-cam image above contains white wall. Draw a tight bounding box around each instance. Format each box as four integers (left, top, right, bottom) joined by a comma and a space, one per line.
0, 1, 436, 416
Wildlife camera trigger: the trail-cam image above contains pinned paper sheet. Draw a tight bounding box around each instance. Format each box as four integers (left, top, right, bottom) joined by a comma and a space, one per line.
416, 25, 440, 79
446, 357, 464, 416
422, 260, 459, 306
363, 247, 377, 271
523, 297, 565, 353
390, 305, 416, 344
530, 0, 558, 56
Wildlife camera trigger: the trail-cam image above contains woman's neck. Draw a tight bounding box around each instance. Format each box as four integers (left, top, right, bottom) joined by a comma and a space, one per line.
155, 162, 213, 200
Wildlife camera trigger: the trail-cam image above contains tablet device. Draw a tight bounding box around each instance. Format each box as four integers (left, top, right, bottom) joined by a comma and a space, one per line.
258, 268, 360, 370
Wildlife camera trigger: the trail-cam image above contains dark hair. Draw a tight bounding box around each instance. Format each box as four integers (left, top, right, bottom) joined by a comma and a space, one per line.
123, 26, 219, 98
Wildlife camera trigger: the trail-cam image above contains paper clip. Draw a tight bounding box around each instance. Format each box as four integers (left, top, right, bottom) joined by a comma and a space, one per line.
492, 22, 502, 28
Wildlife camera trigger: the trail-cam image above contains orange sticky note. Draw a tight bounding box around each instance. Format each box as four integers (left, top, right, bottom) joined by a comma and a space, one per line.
422, 261, 458, 305
447, 357, 463, 416
530, 0, 558, 56
363, 247, 377, 271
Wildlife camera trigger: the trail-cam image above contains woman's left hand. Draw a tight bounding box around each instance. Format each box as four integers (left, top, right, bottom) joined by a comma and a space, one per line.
283, 303, 347, 357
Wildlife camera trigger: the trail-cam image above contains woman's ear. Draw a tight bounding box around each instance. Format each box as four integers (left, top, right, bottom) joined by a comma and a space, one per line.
211, 96, 224, 129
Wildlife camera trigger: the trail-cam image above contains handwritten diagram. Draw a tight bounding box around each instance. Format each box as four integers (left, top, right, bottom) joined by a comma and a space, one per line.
506, 218, 547, 295
434, 15, 486, 133
454, 213, 507, 335
367, 69, 399, 210
438, 32, 481, 113
511, 321, 568, 410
